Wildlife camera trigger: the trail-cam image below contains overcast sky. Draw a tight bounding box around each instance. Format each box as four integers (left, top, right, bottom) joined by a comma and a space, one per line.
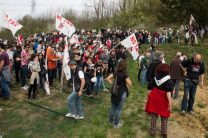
0, 0, 85, 19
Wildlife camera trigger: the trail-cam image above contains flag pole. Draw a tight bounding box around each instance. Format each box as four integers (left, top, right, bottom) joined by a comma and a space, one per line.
60, 36, 69, 93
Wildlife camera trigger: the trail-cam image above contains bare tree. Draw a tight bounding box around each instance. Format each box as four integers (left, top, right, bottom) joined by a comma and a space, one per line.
85, 0, 106, 20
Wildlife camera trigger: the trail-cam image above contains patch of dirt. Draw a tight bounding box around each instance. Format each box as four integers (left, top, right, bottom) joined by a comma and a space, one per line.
168, 86, 208, 138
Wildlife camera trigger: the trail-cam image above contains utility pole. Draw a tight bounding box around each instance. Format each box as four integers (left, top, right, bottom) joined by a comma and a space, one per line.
30, 0, 36, 18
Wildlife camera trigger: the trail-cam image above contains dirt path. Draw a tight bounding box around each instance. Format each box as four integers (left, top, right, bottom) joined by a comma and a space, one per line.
169, 86, 208, 138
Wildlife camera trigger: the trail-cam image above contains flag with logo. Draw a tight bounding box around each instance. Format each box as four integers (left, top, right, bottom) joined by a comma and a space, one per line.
120, 33, 139, 60
0, 12, 23, 36
55, 14, 75, 37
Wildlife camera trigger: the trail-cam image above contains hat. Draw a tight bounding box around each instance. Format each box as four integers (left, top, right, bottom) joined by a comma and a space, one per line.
69, 60, 77, 65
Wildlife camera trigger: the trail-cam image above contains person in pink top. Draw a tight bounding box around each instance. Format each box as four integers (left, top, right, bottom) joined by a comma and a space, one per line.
21, 45, 31, 90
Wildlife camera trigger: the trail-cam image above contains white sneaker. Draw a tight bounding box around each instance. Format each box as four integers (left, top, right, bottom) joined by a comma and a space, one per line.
21, 86, 28, 91
181, 110, 186, 115
114, 123, 123, 129
75, 115, 84, 120
65, 113, 76, 118
189, 111, 195, 115
25, 85, 29, 89
103, 88, 108, 92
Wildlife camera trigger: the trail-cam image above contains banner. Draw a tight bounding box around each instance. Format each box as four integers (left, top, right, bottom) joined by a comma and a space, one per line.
0, 12, 23, 36
120, 33, 138, 48
121, 33, 139, 60
55, 14, 75, 37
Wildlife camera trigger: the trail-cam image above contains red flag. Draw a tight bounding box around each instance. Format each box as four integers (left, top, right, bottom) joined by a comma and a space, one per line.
17, 34, 24, 45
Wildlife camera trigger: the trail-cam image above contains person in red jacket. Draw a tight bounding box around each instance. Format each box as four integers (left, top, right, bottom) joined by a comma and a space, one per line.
145, 64, 174, 138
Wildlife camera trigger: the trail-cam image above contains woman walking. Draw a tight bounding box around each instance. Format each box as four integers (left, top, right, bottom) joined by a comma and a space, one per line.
105, 60, 132, 128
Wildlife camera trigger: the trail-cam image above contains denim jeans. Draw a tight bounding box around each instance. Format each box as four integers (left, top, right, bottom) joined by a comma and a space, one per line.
154, 38, 158, 45
67, 91, 84, 116
101, 76, 107, 90
141, 68, 147, 85
181, 78, 198, 111
95, 75, 102, 92
109, 92, 127, 126
21, 65, 28, 87
1, 74, 10, 97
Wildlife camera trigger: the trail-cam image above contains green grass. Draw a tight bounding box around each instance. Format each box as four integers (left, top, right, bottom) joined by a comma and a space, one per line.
0, 43, 208, 138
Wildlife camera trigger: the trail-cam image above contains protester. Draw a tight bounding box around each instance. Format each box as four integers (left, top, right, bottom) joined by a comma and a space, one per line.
84, 57, 96, 97
21, 44, 31, 90
170, 52, 184, 99
0, 43, 12, 100
94, 60, 104, 96
145, 64, 174, 138
140, 52, 150, 85
38, 53, 47, 92
137, 51, 145, 81
28, 54, 41, 99
65, 60, 85, 120
181, 53, 205, 115
46, 45, 59, 86
106, 60, 132, 128
13, 46, 22, 83
146, 51, 164, 89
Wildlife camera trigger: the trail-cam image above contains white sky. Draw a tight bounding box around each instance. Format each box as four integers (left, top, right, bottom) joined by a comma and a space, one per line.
0, 0, 85, 19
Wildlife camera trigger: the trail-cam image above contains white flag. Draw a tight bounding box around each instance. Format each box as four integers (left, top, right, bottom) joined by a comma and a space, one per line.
70, 34, 80, 46
128, 45, 139, 60
63, 37, 71, 80
120, 33, 138, 48
55, 14, 75, 37
121, 33, 139, 60
189, 14, 195, 26
0, 12, 23, 36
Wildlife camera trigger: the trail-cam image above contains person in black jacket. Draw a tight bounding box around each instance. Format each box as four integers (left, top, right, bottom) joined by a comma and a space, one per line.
65, 60, 85, 120
13, 46, 22, 83
181, 53, 205, 115
146, 51, 164, 89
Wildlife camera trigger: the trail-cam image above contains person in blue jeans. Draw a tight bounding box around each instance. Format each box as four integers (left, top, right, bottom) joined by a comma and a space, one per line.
180, 54, 205, 115
106, 60, 132, 128
140, 54, 150, 85
94, 60, 104, 96
0, 43, 12, 100
65, 60, 85, 120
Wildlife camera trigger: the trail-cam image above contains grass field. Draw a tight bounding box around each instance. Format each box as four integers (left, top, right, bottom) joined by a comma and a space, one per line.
0, 44, 208, 138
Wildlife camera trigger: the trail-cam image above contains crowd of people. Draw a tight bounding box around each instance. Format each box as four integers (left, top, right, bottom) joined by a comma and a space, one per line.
0, 26, 206, 138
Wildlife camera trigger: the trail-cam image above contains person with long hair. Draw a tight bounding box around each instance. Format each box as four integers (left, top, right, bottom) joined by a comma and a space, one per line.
145, 64, 174, 138
105, 60, 132, 128
28, 54, 40, 99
